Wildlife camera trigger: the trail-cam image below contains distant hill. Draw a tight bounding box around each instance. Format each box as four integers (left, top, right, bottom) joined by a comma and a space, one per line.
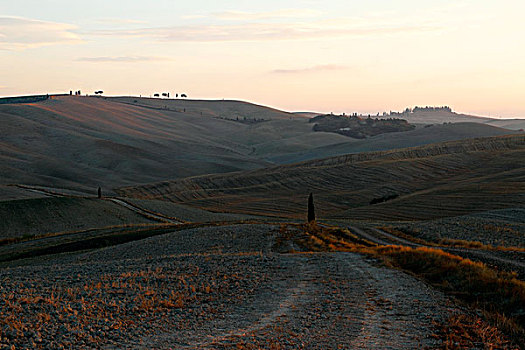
271, 122, 520, 163
295, 106, 525, 131
387, 106, 492, 125
117, 134, 525, 221
0, 95, 346, 195
0, 95, 520, 198
0, 95, 51, 104
293, 112, 321, 118
485, 119, 525, 131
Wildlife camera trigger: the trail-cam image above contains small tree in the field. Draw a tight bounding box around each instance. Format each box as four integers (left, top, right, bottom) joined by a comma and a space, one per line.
97, 187, 102, 199
307, 193, 315, 222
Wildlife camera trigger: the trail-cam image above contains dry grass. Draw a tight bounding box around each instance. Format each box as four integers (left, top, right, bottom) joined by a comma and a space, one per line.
0, 264, 224, 347
379, 226, 439, 246
438, 238, 525, 253
292, 223, 525, 345
295, 222, 377, 251
433, 314, 515, 349
483, 224, 523, 237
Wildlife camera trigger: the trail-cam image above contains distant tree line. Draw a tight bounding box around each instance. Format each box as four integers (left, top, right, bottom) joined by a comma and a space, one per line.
391, 106, 452, 115
310, 114, 415, 139
153, 92, 187, 98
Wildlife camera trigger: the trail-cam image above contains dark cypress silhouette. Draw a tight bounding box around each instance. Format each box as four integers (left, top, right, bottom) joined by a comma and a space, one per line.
307, 193, 315, 222
97, 187, 102, 199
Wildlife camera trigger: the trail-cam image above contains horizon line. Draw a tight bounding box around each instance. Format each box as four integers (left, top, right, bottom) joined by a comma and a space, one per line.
0, 92, 523, 120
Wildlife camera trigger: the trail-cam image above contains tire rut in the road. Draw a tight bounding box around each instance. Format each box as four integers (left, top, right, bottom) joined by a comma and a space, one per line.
107, 198, 180, 224
164, 252, 455, 349
192, 260, 311, 348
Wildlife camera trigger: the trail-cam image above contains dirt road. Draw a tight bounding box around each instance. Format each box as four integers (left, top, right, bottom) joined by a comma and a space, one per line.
15, 184, 179, 224
0, 224, 463, 349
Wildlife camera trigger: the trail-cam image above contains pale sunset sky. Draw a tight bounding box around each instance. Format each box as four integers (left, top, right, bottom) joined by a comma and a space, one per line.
1, 0, 524, 118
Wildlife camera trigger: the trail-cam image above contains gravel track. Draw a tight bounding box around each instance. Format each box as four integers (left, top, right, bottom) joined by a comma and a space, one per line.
0, 224, 463, 349
106, 198, 180, 224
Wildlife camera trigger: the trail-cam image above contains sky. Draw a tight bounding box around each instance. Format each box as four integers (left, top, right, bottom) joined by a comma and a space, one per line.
1, 0, 524, 118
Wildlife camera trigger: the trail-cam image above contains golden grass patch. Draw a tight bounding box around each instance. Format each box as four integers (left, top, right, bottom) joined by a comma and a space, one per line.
291, 222, 525, 345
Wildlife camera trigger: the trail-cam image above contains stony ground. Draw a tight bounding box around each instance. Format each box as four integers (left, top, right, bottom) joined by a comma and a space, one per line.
1, 225, 466, 349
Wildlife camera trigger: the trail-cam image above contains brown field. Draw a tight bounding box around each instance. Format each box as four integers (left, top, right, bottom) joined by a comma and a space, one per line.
1, 96, 524, 348
0, 95, 517, 197
117, 134, 525, 221
0, 197, 154, 241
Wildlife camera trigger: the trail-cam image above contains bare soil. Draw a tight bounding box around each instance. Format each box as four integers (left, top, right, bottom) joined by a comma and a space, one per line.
0, 224, 465, 349
396, 208, 525, 248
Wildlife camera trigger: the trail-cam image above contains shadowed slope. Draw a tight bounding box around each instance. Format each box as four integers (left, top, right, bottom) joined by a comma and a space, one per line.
0, 96, 271, 192
117, 134, 525, 220
0, 197, 153, 240
272, 122, 520, 163
0, 95, 518, 198
1, 96, 342, 194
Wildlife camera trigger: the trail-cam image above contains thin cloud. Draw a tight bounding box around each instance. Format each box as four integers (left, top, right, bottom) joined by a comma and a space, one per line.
95, 18, 148, 25
213, 9, 323, 21
91, 22, 439, 42
181, 15, 208, 20
272, 64, 347, 74
180, 8, 322, 21
0, 16, 81, 50
77, 56, 170, 63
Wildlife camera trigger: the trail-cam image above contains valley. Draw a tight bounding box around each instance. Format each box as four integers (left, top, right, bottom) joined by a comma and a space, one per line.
0, 95, 523, 348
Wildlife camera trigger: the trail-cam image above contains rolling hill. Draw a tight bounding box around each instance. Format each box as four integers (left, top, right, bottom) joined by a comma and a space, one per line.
0, 95, 519, 198
117, 134, 525, 221
485, 118, 525, 131
0, 96, 344, 195
272, 122, 519, 163
0, 96, 524, 348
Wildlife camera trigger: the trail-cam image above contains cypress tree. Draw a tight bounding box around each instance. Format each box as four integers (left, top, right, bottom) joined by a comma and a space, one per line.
97, 187, 102, 199
307, 193, 315, 222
